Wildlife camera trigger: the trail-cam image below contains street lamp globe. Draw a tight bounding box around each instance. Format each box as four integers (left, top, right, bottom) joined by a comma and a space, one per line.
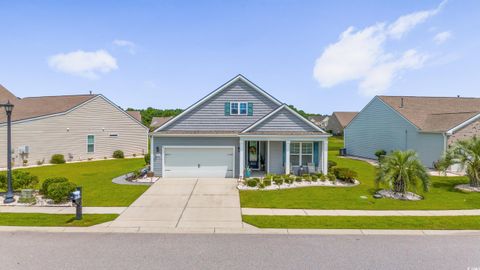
4, 101, 13, 113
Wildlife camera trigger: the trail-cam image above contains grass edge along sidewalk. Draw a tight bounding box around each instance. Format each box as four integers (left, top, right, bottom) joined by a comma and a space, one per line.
0, 213, 118, 227
243, 215, 480, 230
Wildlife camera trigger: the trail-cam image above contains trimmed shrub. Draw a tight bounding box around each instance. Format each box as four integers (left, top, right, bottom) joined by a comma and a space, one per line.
295, 176, 303, 182
327, 173, 336, 181
113, 150, 124, 159
333, 167, 358, 183
375, 149, 387, 160
144, 154, 150, 164
246, 179, 258, 187
264, 174, 275, 180
319, 174, 327, 181
263, 179, 272, 186
50, 154, 66, 164
40, 177, 68, 195
258, 183, 265, 189
328, 160, 337, 170
311, 175, 318, 182
47, 182, 77, 204
0, 171, 39, 191
273, 178, 283, 186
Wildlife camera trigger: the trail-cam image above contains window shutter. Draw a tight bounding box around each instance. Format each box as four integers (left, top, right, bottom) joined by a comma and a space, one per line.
247, 102, 253, 116
282, 141, 286, 166
313, 142, 319, 166
224, 102, 230, 116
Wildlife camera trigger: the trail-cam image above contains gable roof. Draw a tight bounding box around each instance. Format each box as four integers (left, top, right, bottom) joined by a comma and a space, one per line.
0, 85, 147, 129
126, 110, 142, 123
242, 104, 327, 134
378, 96, 480, 133
332, 111, 358, 128
0, 86, 97, 124
154, 74, 282, 131
150, 116, 173, 128
0, 84, 19, 104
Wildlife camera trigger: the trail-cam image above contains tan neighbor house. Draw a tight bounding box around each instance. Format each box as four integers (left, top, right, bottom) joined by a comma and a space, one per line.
0, 85, 148, 168
326, 111, 358, 135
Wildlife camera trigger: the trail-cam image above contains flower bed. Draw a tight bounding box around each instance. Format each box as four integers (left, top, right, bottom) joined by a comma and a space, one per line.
0, 192, 72, 206
238, 173, 359, 191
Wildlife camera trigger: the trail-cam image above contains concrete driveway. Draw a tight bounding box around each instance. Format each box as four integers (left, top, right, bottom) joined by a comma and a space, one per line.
109, 178, 243, 229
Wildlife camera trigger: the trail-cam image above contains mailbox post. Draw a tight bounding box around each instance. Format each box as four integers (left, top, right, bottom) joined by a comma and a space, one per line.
70, 187, 82, 220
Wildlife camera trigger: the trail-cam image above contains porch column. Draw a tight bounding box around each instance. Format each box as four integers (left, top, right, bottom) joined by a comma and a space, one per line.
322, 140, 328, 175
266, 140, 270, 173
239, 139, 245, 178
285, 140, 291, 175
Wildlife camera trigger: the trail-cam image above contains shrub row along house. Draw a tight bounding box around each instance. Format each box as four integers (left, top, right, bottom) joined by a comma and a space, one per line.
151, 75, 330, 178
0, 85, 148, 167
345, 95, 480, 168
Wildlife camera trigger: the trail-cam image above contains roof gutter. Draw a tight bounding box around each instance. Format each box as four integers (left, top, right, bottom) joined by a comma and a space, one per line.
445, 112, 480, 135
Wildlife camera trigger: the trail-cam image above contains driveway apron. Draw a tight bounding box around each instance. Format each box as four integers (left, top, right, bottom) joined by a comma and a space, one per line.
109, 178, 242, 229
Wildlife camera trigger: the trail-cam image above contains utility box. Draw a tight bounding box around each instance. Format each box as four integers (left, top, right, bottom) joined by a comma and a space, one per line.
18, 145, 29, 154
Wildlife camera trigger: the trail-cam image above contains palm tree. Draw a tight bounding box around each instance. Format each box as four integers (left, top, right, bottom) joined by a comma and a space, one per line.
440, 136, 480, 187
376, 150, 430, 194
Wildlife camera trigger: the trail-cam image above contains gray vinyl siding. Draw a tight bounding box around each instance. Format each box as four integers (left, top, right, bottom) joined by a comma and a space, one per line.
152, 137, 240, 177
0, 96, 148, 167
163, 80, 279, 131
345, 97, 444, 168
268, 141, 284, 174
251, 108, 317, 132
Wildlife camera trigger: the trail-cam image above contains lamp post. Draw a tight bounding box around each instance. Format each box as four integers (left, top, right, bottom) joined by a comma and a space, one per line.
2, 101, 14, 203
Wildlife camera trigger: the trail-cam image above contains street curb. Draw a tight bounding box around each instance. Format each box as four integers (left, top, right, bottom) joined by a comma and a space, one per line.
0, 226, 479, 236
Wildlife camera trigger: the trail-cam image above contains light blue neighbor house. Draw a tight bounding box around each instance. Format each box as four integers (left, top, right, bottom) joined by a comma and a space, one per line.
345, 95, 480, 168
150, 75, 330, 178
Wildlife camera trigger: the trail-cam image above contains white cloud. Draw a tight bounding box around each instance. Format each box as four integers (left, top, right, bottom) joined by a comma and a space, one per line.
48, 50, 118, 79
387, 0, 446, 39
433, 31, 452, 44
313, 1, 444, 96
113, 39, 136, 54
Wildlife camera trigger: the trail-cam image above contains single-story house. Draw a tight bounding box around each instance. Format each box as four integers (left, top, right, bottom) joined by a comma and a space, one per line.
150, 116, 173, 130
126, 110, 143, 123
309, 115, 329, 129
326, 111, 358, 135
150, 75, 330, 178
345, 95, 480, 168
0, 85, 148, 167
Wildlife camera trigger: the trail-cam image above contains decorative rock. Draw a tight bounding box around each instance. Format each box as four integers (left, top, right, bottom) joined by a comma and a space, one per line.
377, 189, 422, 201
455, 184, 480, 192
373, 193, 383, 199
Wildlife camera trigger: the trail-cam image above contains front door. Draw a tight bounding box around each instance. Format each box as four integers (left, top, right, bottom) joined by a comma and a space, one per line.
247, 141, 259, 170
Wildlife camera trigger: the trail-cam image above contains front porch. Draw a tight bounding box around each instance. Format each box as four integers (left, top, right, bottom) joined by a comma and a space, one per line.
239, 136, 329, 179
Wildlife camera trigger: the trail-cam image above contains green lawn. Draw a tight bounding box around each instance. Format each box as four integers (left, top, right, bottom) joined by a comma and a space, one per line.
17, 158, 148, 207
243, 215, 480, 230
240, 136, 480, 210
0, 213, 118, 227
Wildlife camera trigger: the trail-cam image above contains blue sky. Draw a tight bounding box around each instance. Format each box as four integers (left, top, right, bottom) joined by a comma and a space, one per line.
0, 0, 479, 114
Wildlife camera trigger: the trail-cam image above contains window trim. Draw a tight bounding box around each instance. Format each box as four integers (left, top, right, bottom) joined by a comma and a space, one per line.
230, 102, 248, 115
289, 142, 313, 166
87, 134, 95, 153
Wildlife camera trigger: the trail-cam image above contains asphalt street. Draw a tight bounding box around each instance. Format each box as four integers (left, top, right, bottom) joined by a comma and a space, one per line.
0, 232, 479, 270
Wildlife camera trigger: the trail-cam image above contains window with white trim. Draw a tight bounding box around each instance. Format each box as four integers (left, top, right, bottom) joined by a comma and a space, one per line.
290, 142, 313, 166
87, 135, 95, 153
230, 102, 247, 115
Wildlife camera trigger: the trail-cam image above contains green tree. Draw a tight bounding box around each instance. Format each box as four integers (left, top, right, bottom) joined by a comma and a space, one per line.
126, 107, 183, 126
439, 136, 480, 187
375, 150, 430, 194
287, 105, 321, 119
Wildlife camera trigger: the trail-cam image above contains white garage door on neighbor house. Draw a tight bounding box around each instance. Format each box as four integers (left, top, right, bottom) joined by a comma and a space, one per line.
163, 147, 235, 178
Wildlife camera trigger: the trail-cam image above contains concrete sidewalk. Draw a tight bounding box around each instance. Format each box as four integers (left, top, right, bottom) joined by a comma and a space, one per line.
0, 206, 126, 214
242, 208, 480, 216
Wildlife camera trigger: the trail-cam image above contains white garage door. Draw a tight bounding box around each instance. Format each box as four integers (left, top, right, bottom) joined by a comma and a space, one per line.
163, 147, 235, 178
